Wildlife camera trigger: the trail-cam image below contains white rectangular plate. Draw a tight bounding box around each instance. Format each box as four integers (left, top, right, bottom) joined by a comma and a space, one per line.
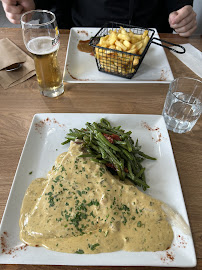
63, 28, 174, 83
0, 113, 196, 267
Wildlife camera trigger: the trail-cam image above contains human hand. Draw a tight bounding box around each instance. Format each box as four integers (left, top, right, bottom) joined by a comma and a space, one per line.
2, 0, 35, 24
169, 5, 197, 37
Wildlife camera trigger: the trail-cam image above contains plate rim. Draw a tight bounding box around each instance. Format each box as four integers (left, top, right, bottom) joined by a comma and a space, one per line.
63, 27, 174, 84
0, 113, 196, 267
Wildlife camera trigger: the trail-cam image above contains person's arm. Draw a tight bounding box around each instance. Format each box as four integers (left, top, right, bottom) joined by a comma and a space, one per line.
169, 5, 197, 37
2, 0, 35, 24
166, 0, 197, 37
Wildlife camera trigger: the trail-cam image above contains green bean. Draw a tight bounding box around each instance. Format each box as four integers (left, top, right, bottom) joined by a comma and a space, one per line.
64, 135, 77, 141
130, 158, 139, 174
83, 135, 90, 143
61, 139, 70, 145
122, 148, 134, 161
78, 154, 95, 158
125, 173, 149, 188
96, 132, 121, 152
98, 123, 125, 136
90, 131, 93, 142
116, 156, 125, 171
141, 174, 145, 181
92, 122, 115, 135
91, 158, 107, 164
86, 122, 94, 132
116, 150, 130, 170
121, 133, 130, 140
79, 153, 102, 160
136, 157, 144, 163
100, 118, 111, 128
114, 161, 124, 180
133, 178, 149, 189
137, 151, 157, 160
99, 146, 108, 159
114, 140, 127, 146
125, 138, 133, 152
92, 122, 106, 133
127, 161, 135, 180
97, 140, 123, 170
87, 142, 99, 153
96, 123, 114, 133
62, 118, 156, 190
135, 167, 145, 178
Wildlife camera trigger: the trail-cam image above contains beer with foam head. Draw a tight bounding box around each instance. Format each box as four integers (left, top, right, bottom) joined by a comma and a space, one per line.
21, 10, 64, 97
27, 37, 62, 91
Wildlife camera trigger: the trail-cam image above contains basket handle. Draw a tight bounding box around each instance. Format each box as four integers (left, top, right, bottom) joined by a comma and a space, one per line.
151, 37, 186, 54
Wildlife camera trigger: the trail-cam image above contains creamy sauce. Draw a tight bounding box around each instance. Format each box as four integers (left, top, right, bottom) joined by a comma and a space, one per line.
19, 142, 173, 254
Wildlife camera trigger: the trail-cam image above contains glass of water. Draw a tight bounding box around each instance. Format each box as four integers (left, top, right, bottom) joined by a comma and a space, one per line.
162, 77, 202, 133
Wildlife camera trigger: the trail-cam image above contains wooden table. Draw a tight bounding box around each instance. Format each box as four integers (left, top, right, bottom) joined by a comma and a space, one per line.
0, 28, 201, 270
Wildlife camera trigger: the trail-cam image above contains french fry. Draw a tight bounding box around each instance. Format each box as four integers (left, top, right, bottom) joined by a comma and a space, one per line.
95, 26, 150, 76
136, 42, 143, 51
100, 35, 109, 42
127, 48, 138, 54
123, 40, 132, 49
118, 33, 131, 42
108, 31, 117, 45
133, 56, 140, 66
128, 30, 134, 37
109, 45, 116, 50
115, 40, 127, 51
143, 35, 150, 46
131, 67, 135, 73
131, 33, 142, 40
130, 37, 139, 44
138, 35, 149, 54
116, 46, 122, 51
142, 30, 148, 38
120, 26, 128, 35
130, 44, 137, 50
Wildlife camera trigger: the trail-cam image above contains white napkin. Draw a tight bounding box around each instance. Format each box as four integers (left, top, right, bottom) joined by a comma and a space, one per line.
170, 43, 202, 78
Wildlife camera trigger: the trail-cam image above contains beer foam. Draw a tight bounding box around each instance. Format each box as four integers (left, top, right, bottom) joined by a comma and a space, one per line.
27, 36, 59, 55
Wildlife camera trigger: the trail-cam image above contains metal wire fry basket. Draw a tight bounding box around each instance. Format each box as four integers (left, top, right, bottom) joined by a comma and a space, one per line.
89, 22, 155, 79
89, 21, 185, 79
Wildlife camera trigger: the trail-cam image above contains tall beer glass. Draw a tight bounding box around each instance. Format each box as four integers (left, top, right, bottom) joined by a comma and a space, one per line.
21, 10, 64, 97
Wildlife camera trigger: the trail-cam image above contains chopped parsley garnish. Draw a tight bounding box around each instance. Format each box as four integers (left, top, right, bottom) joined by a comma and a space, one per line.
87, 199, 99, 207
61, 166, 66, 172
75, 249, 84, 254
45, 192, 55, 207
122, 216, 127, 225
77, 190, 82, 197
119, 204, 130, 211
90, 211, 95, 218
53, 175, 63, 183
88, 243, 100, 251
137, 221, 142, 227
